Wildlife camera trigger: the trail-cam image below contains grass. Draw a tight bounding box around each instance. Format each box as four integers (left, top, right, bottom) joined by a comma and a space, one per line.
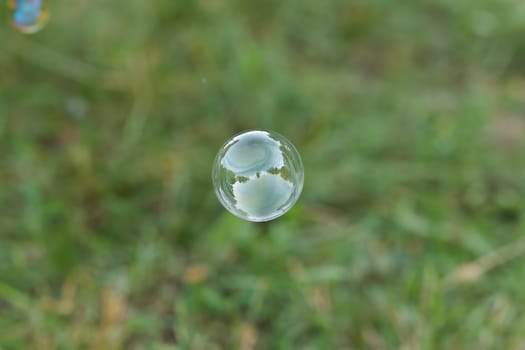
1, 0, 525, 348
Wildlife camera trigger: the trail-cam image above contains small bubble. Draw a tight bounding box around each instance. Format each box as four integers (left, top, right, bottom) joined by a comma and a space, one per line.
471, 10, 498, 37
212, 130, 304, 222
8, 0, 49, 34
66, 96, 89, 120
201, 78, 208, 84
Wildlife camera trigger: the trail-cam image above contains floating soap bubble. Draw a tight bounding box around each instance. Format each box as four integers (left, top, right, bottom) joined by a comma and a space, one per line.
212, 130, 304, 222
8, 0, 49, 34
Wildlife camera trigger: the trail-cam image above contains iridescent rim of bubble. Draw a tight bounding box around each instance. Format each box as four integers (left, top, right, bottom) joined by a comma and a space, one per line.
8, 0, 49, 34
212, 130, 304, 222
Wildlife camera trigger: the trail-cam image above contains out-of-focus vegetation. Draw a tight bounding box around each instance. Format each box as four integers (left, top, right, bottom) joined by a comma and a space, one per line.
1, 0, 525, 348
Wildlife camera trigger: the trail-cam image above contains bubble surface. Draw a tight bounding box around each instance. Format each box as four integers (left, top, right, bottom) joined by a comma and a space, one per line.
213, 130, 304, 222
9, 0, 49, 34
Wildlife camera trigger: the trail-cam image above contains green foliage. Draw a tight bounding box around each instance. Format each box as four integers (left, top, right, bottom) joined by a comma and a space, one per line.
1, 0, 525, 348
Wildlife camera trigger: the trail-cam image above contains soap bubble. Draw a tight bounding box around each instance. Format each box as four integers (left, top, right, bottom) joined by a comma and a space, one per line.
212, 130, 304, 222
8, 0, 49, 34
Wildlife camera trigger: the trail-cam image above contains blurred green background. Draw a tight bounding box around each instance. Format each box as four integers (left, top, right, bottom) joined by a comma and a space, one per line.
1, 0, 525, 349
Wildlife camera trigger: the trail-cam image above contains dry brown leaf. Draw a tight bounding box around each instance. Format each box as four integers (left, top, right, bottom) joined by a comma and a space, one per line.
238, 323, 257, 350
184, 265, 208, 284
